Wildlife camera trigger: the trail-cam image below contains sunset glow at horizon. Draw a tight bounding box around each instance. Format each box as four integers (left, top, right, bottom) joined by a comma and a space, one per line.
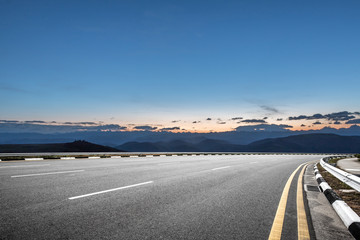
0, 111, 358, 133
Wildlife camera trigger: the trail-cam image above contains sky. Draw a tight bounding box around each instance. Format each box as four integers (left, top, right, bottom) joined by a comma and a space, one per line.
1, 0, 360, 133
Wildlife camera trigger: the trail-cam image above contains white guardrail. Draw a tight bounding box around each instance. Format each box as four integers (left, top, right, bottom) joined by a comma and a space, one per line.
320, 156, 360, 192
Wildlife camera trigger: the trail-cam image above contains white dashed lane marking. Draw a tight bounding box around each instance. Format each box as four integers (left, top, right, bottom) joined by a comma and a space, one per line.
211, 166, 230, 171
68, 181, 154, 200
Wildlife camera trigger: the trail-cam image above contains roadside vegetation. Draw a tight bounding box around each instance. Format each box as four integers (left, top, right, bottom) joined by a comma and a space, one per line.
356, 154, 360, 161
317, 164, 360, 215
327, 157, 345, 165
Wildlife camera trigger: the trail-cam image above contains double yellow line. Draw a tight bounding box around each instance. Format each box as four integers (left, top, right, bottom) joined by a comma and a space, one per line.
268, 163, 310, 240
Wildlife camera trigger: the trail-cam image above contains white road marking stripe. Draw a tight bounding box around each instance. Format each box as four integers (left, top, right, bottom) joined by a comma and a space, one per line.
249, 161, 258, 164
345, 169, 360, 171
11, 170, 84, 178
0, 164, 50, 169
211, 166, 230, 171
68, 181, 154, 200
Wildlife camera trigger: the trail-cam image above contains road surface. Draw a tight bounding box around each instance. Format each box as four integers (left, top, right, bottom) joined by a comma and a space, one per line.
1, 154, 325, 239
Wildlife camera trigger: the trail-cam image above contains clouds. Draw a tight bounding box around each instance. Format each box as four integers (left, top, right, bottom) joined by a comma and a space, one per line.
289, 111, 360, 122
24, 120, 47, 124
241, 119, 267, 123
288, 114, 325, 121
76, 122, 98, 125
133, 126, 157, 131
260, 105, 280, 113
230, 117, 243, 121
63, 121, 99, 125
346, 119, 360, 124
0, 121, 127, 133
2, 110, 358, 135
0, 120, 20, 123
160, 127, 180, 131
0, 83, 29, 94
326, 111, 358, 121
235, 124, 292, 132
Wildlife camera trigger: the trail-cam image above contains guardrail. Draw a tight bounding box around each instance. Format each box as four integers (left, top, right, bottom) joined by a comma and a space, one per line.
320, 156, 360, 192
314, 164, 360, 239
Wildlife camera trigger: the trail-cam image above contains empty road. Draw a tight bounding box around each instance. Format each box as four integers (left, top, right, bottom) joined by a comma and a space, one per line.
0, 154, 326, 239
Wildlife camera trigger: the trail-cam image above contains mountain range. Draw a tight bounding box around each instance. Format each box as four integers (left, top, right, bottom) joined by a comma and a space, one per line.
1, 134, 359, 153
1, 125, 360, 147
117, 133, 360, 153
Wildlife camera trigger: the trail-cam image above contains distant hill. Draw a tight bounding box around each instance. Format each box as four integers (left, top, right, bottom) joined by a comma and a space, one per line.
247, 133, 360, 153
117, 139, 242, 152
1, 125, 360, 147
118, 140, 200, 152
0, 140, 123, 153
117, 134, 360, 153
1, 134, 359, 153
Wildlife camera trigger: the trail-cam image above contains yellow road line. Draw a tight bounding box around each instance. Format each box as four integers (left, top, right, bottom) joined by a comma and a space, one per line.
297, 164, 310, 240
268, 163, 304, 240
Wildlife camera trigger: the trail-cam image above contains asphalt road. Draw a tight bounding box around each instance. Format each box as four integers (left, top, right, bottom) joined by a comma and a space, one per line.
0, 154, 325, 239
337, 158, 360, 175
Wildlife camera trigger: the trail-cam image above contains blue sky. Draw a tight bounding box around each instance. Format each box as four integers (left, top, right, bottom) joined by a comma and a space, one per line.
1, 0, 360, 132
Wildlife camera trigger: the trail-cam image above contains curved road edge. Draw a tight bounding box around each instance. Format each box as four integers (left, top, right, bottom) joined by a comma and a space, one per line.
313, 164, 360, 239
304, 163, 354, 239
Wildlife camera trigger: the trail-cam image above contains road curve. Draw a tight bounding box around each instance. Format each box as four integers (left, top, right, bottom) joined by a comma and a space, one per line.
0, 154, 325, 239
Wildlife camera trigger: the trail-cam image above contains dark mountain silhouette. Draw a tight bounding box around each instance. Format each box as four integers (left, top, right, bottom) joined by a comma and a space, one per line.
119, 140, 200, 152
117, 139, 242, 152
1, 125, 360, 147
0, 140, 122, 153
0, 134, 358, 153
247, 133, 360, 153
117, 134, 360, 153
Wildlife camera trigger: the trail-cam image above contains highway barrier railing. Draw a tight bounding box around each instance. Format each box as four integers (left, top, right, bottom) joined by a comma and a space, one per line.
320, 156, 360, 192
314, 164, 360, 239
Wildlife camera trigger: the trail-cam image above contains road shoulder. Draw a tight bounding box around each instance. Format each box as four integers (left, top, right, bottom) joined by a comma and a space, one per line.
304, 163, 353, 239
